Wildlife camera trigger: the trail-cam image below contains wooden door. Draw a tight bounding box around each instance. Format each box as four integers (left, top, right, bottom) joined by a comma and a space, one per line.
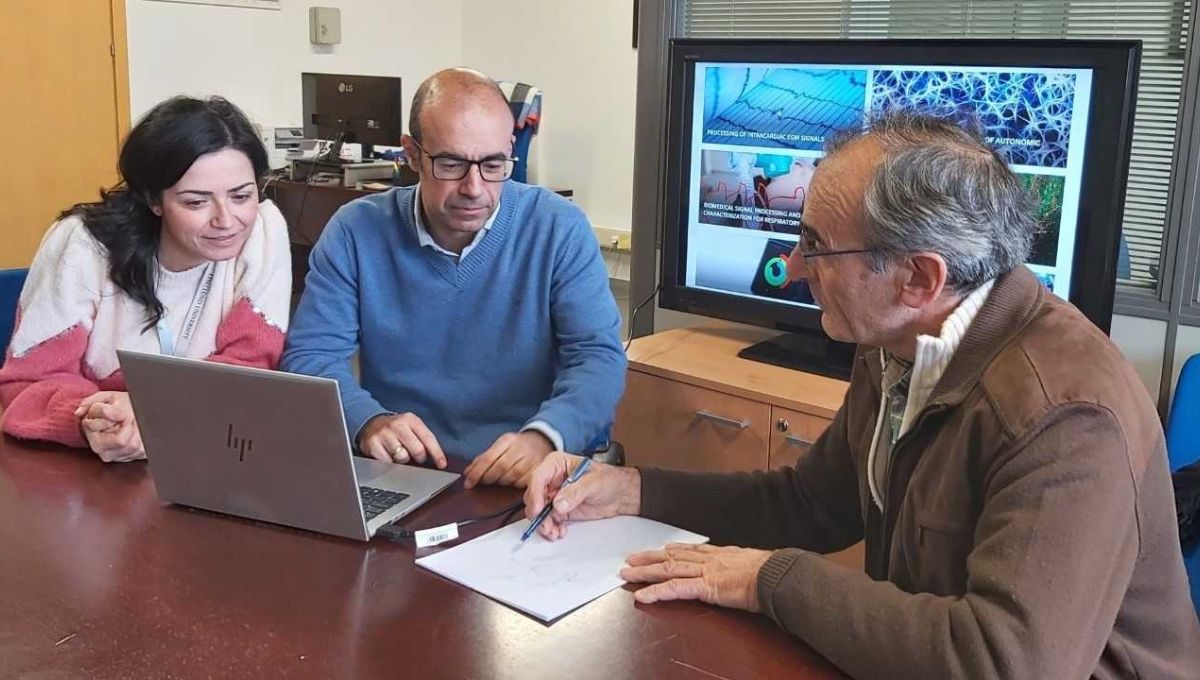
0, 1, 129, 268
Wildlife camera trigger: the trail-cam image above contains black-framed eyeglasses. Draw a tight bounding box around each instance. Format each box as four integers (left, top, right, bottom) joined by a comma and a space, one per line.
794, 221, 884, 260
410, 139, 517, 182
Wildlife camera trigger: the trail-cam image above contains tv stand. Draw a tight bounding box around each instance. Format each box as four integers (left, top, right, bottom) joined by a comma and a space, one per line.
613, 326, 850, 473
613, 326, 863, 570
737, 330, 855, 381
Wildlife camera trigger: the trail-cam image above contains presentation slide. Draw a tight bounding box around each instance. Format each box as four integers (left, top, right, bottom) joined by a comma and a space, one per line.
702, 66, 868, 151
683, 60, 1091, 306
691, 229, 813, 305
697, 150, 815, 234
871, 69, 1077, 169
1021, 173, 1066, 266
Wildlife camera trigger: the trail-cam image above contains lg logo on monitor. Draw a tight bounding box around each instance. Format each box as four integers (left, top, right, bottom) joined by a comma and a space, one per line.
337, 82, 356, 94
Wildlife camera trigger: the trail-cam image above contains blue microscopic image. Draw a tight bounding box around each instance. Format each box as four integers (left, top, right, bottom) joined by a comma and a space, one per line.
703, 67, 868, 151
871, 70, 1078, 168
1031, 269, 1056, 291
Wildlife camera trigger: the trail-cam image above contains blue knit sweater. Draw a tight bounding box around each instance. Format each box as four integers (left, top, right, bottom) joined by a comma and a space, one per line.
280, 181, 626, 460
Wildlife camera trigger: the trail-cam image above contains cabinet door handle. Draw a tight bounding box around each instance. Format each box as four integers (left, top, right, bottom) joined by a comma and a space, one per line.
694, 409, 750, 430
784, 434, 813, 448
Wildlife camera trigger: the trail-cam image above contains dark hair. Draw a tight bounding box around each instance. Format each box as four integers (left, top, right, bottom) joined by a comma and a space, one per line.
62, 95, 269, 330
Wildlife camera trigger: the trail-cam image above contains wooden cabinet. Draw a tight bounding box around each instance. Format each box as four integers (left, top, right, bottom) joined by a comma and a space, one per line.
615, 327, 850, 472
617, 370, 770, 472
768, 405, 831, 470
265, 181, 387, 308
615, 326, 865, 571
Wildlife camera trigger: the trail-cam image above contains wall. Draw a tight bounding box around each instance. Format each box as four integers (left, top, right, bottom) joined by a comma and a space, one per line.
1110, 314, 1167, 397
125, 0, 463, 141
126, 0, 636, 233
460, 0, 639, 234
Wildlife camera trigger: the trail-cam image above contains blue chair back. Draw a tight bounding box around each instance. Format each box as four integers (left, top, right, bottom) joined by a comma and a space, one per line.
1166, 353, 1200, 614
0, 268, 28, 355
512, 126, 535, 184
1167, 354, 1200, 474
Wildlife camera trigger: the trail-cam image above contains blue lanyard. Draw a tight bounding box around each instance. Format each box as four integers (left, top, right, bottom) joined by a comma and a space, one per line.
156, 263, 215, 357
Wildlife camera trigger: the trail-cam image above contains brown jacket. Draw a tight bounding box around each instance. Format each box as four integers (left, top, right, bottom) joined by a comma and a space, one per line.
641, 267, 1200, 678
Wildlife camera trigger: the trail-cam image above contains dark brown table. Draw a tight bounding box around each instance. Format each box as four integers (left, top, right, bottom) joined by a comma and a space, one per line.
0, 436, 845, 679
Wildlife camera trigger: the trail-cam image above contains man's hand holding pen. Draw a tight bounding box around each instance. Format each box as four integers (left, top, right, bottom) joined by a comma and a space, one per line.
521, 452, 641, 541
523, 451, 772, 613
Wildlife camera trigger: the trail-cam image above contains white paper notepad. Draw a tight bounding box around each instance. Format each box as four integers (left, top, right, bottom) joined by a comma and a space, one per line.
415, 515, 708, 622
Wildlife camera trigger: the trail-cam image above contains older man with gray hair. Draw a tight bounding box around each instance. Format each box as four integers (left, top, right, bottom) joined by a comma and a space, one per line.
523, 110, 1200, 677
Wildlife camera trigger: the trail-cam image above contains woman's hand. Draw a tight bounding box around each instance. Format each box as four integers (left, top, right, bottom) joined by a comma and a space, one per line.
75, 392, 145, 463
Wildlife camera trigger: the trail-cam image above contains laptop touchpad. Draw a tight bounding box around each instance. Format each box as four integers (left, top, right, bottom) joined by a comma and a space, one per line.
353, 456, 400, 485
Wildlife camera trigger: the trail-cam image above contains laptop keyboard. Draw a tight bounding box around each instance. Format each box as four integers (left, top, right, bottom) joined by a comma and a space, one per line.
359, 486, 410, 521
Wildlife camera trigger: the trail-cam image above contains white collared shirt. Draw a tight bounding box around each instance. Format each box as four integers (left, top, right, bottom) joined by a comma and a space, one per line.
412, 185, 499, 260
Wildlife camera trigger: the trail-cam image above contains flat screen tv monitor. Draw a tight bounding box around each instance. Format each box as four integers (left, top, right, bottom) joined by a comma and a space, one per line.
659, 39, 1140, 380
301, 72, 402, 161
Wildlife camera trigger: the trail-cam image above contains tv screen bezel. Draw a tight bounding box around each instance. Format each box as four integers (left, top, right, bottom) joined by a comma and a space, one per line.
659, 38, 1141, 337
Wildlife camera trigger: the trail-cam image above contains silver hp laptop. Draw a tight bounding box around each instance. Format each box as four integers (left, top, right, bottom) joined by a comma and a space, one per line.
118, 350, 459, 541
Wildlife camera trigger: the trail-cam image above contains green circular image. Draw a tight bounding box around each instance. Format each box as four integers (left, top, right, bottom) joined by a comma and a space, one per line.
763, 257, 788, 287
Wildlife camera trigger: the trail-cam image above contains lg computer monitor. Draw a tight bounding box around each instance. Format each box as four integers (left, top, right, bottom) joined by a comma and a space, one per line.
659, 39, 1141, 379
301, 72, 402, 161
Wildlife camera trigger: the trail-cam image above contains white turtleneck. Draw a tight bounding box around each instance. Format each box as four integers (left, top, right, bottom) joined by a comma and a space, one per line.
866, 279, 996, 510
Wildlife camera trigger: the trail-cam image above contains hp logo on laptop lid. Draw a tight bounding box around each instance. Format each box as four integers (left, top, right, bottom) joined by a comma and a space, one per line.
227, 425, 253, 462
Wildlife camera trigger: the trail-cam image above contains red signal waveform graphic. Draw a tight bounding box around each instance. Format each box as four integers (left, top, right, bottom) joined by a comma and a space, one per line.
704, 180, 807, 210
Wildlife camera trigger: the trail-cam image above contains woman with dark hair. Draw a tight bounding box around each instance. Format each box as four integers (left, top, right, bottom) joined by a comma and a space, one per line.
0, 95, 291, 462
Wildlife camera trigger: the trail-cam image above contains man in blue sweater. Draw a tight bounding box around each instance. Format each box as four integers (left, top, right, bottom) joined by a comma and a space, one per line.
281, 68, 626, 488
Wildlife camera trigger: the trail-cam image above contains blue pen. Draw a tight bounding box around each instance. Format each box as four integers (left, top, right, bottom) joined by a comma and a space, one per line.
520, 456, 593, 542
